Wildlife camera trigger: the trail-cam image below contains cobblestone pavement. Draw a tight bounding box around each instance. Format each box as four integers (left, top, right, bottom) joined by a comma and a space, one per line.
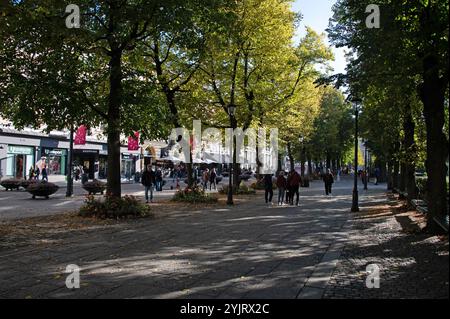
0, 178, 447, 299
324, 195, 449, 299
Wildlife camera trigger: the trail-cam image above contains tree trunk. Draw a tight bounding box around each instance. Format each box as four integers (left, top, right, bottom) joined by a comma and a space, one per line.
399, 162, 406, 193
307, 157, 313, 180
287, 142, 294, 172
403, 107, 417, 201
326, 153, 331, 170
419, 55, 449, 232
387, 161, 393, 190
393, 160, 399, 190
106, 51, 123, 198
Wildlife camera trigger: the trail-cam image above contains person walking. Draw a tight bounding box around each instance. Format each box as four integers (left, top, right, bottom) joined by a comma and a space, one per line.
155, 168, 163, 191
209, 168, 217, 191
141, 165, 156, 203
276, 171, 287, 206
289, 169, 301, 206
285, 171, 292, 205
34, 165, 40, 180
374, 167, 380, 185
263, 174, 274, 206
323, 169, 334, 195
28, 165, 35, 180
41, 164, 48, 182
202, 168, 210, 190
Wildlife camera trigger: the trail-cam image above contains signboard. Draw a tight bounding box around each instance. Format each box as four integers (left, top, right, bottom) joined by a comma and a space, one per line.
74, 125, 87, 145
8, 145, 34, 155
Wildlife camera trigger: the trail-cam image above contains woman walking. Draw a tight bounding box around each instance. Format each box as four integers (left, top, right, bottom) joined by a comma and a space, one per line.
276, 171, 287, 206
323, 169, 334, 195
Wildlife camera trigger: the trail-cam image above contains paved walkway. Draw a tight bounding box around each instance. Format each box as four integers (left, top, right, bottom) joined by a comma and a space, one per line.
0, 179, 447, 299
0, 179, 213, 220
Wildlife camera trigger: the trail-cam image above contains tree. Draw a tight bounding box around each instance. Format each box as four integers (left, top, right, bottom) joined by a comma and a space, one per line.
328, 0, 449, 231
0, 1, 213, 196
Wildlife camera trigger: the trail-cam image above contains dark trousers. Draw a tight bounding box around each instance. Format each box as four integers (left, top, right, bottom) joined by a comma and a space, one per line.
265, 188, 273, 203
290, 186, 299, 205
325, 183, 332, 195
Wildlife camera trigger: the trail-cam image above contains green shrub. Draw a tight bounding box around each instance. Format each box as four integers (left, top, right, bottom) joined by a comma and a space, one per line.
79, 195, 152, 219
250, 180, 276, 190
219, 183, 256, 195
172, 186, 218, 203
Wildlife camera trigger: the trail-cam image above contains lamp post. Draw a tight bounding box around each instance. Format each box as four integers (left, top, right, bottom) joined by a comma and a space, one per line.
299, 135, 305, 185
66, 124, 74, 197
350, 97, 361, 212
364, 140, 368, 191
227, 104, 236, 206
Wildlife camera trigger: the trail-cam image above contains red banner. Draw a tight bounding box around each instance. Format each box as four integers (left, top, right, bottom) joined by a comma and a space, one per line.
74, 125, 87, 145
128, 132, 140, 151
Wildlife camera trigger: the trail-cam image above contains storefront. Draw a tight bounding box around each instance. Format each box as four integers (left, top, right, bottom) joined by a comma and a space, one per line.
6, 145, 35, 179
41, 147, 67, 176
121, 153, 138, 180
73, 149, 99, 180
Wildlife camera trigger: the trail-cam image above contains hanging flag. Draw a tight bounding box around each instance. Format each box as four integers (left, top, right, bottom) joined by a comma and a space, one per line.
128, 132, 140, 151
74, 125, 87, 145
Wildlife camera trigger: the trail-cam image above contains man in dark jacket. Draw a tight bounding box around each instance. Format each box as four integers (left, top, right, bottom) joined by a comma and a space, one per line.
323, 169, 334, 195
289, 170, 301, 206
263, 174, 274, 206
276, 171, 287, 206
141, 165, 156, 203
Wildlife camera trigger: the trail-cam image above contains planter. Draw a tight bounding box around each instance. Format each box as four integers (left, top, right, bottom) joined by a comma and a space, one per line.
82, 180, 107, 195
21, 179, 39, 190
0, 178, 23, 191
26, 182, 59, 199
239, 175, 251, 181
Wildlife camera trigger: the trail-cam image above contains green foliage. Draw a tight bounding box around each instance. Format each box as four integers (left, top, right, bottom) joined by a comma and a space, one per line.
79, 195, 152, 219
172, 186, 218, 203
307, 86, 354, 164
219, 183, 256, 195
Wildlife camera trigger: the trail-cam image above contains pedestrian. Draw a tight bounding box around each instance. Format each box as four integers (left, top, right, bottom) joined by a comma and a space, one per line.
209, 168, 217, 190
41, 164, 48, 182
374, 167, 380, 185
141, 165, 156, 203
276, 171, 287, 206
323, 169, 334, 195
263, 174, 274, 206
28, 165, 35, 180
156, 168, 163, 191
289, 169, 301, 206
34, 165, 40, 180
202, 168, 210, 190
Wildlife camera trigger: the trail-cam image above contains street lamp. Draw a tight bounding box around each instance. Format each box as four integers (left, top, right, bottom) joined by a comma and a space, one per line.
66, 124, 74, 197
364, 140, 368, 191
299, 135, 306, 185
348, 96, 361, 212
227, 104, 236, 205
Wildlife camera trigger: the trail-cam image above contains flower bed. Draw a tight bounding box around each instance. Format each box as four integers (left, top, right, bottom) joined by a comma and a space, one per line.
82, 180, 107, 195
26, 182, 59, 199
1, 178, 23, 191
172, 186, 218, 203
79, 195, 152, 219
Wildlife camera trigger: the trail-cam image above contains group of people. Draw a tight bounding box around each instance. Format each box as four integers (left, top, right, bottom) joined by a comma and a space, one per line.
262, 170, 302, 206
201, 168, 218, 191
262, 168, 335, 207
28, 164, 48, 181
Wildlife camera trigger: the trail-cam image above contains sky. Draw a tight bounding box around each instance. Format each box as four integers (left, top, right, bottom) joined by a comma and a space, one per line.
292, 0, 347, 74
